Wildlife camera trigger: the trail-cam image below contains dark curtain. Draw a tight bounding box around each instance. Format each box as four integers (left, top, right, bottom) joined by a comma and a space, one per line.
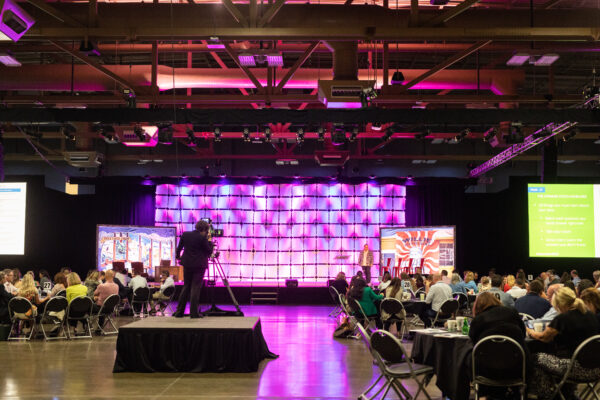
94, 183, 156, 226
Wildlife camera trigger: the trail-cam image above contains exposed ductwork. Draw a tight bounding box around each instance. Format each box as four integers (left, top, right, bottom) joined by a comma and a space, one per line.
0, 65, 523, 94
324, 41, 358, 81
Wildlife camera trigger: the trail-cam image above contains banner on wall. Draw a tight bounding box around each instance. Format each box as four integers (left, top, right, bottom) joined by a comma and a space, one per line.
380, 226, 455, 275
96, 225, 177, 276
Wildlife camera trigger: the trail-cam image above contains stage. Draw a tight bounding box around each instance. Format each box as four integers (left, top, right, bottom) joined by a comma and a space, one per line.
113, 316, 276, 373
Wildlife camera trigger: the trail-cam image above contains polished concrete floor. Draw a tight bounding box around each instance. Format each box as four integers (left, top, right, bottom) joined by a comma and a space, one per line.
0, 305, 443, 399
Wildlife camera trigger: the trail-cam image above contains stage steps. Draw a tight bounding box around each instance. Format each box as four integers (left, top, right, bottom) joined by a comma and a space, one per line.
250, 287, 279, 304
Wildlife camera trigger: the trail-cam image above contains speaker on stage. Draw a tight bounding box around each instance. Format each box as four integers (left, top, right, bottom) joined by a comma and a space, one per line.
285, 279, 298, 288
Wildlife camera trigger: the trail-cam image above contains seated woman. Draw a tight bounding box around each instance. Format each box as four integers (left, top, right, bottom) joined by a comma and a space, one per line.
16, 274, 49, 330
527, 287, 600, 400
347, 278, 383, 328
377, 271, 392, 292
580, 288, 600, 324
400, 272, 415, 293
84, 270, 101, 298
65, 273, 90, 333
414, 273, 425, 291
478, 276, 491, 293
331, 271, 349, 295
464, 271, 479, 294
49, 273, 67, 297
503, 274, 516, 292
469, 292, 528, 399
449, 273, 467, 294
381, 278, 406, 331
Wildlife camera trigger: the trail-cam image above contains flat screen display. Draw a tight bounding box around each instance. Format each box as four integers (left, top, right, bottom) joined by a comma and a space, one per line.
528, 184, 600, 257
0, 182, 26, 255
380, 226, 455, 274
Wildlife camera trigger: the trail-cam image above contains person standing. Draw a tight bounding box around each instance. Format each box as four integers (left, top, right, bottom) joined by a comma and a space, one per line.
173, 220, 214, 319
358, 244, 373, 285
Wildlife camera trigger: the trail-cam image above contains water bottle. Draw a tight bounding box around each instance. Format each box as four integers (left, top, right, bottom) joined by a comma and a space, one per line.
461, 318, 469, 335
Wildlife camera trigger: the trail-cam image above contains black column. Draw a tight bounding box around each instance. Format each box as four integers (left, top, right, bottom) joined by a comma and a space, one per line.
540, 138, 558, 183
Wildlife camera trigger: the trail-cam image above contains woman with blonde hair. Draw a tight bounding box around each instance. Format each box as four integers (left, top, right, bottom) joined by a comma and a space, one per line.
503, 274, 515, 292
84, 270, 101, 298
478, 276, 491, 293
65, 272, 87, 303
464, 271, 478, 294
527, 287, 600, 399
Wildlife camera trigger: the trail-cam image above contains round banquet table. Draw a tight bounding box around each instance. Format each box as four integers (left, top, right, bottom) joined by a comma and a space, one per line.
410, 329, 473, 400
401, 299, 427, 316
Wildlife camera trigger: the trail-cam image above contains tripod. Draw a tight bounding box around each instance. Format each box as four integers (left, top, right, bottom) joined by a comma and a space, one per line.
202, 256, 244, 316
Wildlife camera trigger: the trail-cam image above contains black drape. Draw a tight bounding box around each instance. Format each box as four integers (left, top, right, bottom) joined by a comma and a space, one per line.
94, 183, 155, 226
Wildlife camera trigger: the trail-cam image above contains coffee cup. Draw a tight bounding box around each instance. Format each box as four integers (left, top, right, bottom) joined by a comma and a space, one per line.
533, 322, 544, 333
419, 293, 425, 301
456, 316, 465, 327
447, 320, 458, 332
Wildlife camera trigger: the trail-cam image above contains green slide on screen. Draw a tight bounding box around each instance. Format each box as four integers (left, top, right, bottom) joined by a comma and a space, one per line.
528, 184, 597, 258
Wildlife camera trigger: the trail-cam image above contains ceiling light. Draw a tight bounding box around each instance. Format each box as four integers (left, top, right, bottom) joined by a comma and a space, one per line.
506, 53, 530, 66
238, 54, 256, 67
0, 0, 35, 42
266, 53, 283, 67
562, 128, 577, 142
276, 158, 299, 166
593, 136, 600, 144
317, 126, 325, 141
431, 138, 444, 144
371, 122, 382, 131
0, 51, 20, 66
264, 127, 272, 143
214, 127, 222, 142
534, 54, 560, 67
391, 71, 405, 85
243, 127, 251, 142
557, 159, 575, 164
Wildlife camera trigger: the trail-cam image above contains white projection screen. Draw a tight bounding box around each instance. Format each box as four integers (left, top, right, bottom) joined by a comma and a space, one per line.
0, 182, 27, 255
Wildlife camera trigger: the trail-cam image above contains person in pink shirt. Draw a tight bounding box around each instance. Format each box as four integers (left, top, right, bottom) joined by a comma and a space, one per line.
93, 270, 119, 312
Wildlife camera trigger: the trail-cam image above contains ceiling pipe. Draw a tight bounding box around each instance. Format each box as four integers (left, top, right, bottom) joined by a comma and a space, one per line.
0, 65, 523, 94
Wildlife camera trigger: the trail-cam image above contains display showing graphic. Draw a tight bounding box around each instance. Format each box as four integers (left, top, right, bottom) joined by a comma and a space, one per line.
155, 182, 406, 282
380, 226, 455, 275
97, 225, 177, 275
528, 184, 600, 258
0, 182, 27, 255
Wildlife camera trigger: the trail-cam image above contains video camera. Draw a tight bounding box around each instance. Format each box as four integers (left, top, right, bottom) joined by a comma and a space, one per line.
201, 218, 223, 259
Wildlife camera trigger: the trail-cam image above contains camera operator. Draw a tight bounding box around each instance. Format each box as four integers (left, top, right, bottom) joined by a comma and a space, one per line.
173, 220, 214, 318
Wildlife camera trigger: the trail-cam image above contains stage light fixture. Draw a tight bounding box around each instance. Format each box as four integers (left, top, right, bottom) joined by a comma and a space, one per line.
483, 127, 497, 142
243, 127, 251, 142
382, 128, 393, 141
331, 129, 346, 145
61, 125, 75, 141
0, 0, 35, 42
452, 128, 470, 143
296, 128, 304, 144
98, 126, 119, 144
506, 53, 530, 66
158, 126, 173, 145
391, 71, 405, 85
317, 126, 325, 141
349, 127, 358, 142
371, 122, 382, 131
133, 125, 148, 142
185, 127, 196, 146
534, 54, 559, 67
214, 127, 222, 142
562, 128, 578, 142
266, 53, 284, 67
415, 129, 430, 140
238, 53, 256, 67
532, 125, 553, 139
0, 51, 19, 66
504, 122, 524, 144
264, 127, 272, 143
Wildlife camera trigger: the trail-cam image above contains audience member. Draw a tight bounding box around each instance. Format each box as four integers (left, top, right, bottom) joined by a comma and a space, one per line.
17, 274, 48, 317
570, 269, 581, 286
350, 271, 364, 288
440, 269, 451, 285
381, 278, 406, 331
515, 279, 551, 319
539, 272, 549, 289
3, 269, 18, 295
489, 275, 515, 307
506, 278, 527, 299
92, 270, 119, 331
418, 274, 452, 328
0, 271, 14, 324
527, 287, 600, 400
449, 273, 467, 294
478, 276, 491, 293
65, 273, 88, 303
463, 271, 478, 294
400, 272, 415, 293
377, 271, 392, 292
49, 273, 67, 297
38, 270, 52, 291
331, 272, 349, 295
114, 268, 130, 287
60, 267, 72, 275
503, 274, 515, 292
150, 270, 175, 312
577, 279, 595, 297
563, 280, 575, 292
347, 278, 383, 328
580, 288, 600, 324
84, 270, 101, 298
547, 269, 559, 286
127, 269, 148, 305
12, 269, 22, 289
414, 273, 425, 290
516, 269, 528, 284
593, 270, 600, 289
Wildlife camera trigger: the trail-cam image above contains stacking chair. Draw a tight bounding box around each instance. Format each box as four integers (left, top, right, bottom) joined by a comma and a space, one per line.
66, 296, 94, 339
7, 297, 37, 341
56, 290, 67, 298
39, 296, 68, 340
349, 298, 377, 330
454, 292, 470, 316
356, 322, 388, 400
328, 286, 343, 318
370, 329, 434, 400
472, 335, 527, 400
380, 298, 407, 339
414, 287, 426, 300
93, 294, 121, 335
547, 335, 600, 400
157, 286, 176, 315
432, 298, 459, 327
519, 313, 535, 322
132, 287, 151, 318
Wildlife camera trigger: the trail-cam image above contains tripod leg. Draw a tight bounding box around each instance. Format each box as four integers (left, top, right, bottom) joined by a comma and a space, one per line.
213, 258, 243, 315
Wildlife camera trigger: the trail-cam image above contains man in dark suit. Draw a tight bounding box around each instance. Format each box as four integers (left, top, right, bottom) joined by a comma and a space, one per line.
173, 220, 214, 318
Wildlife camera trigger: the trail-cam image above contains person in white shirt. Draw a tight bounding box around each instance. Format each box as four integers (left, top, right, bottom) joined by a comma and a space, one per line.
150, 271, 175, 311
441, 269, 452, 285
419, 274, 453, 327
2, 269, 18, 295
128, 270, 148, 293
377, 271, 392, 292
506, 278, 528, 299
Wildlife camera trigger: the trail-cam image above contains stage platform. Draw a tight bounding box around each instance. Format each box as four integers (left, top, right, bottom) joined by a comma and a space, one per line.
113, 316, 275, 373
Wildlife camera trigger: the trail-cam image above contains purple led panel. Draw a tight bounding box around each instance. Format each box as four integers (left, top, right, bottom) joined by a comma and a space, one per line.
155, 182, 406, 282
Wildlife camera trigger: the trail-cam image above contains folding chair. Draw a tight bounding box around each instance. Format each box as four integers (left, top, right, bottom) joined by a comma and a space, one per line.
414, 287, 426, 300
548, 335, 600, 400
132, 287, 151, 318
519, 313, 535, 321
66, 296, 93, 339
157, 286, 176, 316
349, 298, 377, 330
356, 322, 388, 400
56, 290, 67, 298
39, 296, 68, 340
93, 294, 120, 335
454, 292, 470, 316
370, 329, 434, 400
7, 297, 37, 341
432, 298, 459, 327
472, 335, 527, 400
380, 298, 407, 339
328, 286, 343, 318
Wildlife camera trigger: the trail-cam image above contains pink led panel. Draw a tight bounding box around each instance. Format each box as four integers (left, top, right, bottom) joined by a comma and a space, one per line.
155, 182, 405, 282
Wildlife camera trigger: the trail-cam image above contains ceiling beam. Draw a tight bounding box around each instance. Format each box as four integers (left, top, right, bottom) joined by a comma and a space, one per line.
221, 0, 249, 28
423, 0, 482, 27
276, 41, 319, 92
223, 43, 264, 91
402, 40, 491, 90
24, 0, 84, 27
258, 0, 286, 27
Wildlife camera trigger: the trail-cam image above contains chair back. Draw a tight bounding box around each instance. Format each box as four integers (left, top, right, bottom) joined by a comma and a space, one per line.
44, 296, 68, 314
131, 262, 144, 275
160, 259, 171, 267
112, 261, 126, 273
99, 294, 121, 316
162, 285, 175, 298
380, 298, 404, 316
573, 335, 600, 370
328, 286, 340, 303
454, 292, 468, 309
472, 335, 526, 381
56, 290, 67, 297
8, 297, 33, 317
370, 329, 408, 365
338, 294, 351, 315
349, 297, 370, 322
68, 296, 93, 317
355, 322, 372, 350
519, 313, 535, 321
133, 287, 150, 301
439, 299, 459, 316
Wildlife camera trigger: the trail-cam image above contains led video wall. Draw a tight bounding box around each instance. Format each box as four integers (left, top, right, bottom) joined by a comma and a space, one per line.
155, 182, 406, 282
